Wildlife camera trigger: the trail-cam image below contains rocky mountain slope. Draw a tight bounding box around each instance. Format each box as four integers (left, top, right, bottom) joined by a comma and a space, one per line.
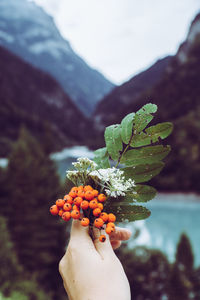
0, 0, 114, 115
95, 56, 172, 128
0, 45, 95, 157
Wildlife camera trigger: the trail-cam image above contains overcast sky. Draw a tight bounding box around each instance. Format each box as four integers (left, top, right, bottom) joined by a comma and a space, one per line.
33, 0, 200, 84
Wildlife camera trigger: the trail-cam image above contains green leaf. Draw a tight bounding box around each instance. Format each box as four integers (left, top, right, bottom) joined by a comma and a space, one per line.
93, 147, 110, 168
104, 124, 123, 160
134, 184, 157, 202
133, 114, 153, 133
133, 103, 157, 133
99, 156, 110, 168
122, 162, 165, 183
130, 132, 152, 147
130, 122, 173, 147
145, 122, 173, 142
136, 103, 157, 115
94, 147, 107, 158
120, 145, 171, 166
113, 194, 137, 204
121, 112, 135, 144
106, 203, 151, 222
94, 156, 110, 168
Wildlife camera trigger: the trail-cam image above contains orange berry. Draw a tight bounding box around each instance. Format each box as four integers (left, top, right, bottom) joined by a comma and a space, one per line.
73, 204, 79, 210
106, 226, 114, 235
85, 190, 94, 201
80, 200, 89, 210
99, 235, 106, 242
107, 222, 115, 232
74, 197, 83, 206
93, 208, 101, 217
77, 190, 85, 198
89, 199, 98, 209
69, 190, 77, 198
84, 185, 93, 192
78, 185, 84, 191
94, 218, 104, 228
63, 203, 72, 211
50, 205, 59, 215
64, 195, 73, 204
71, 187, 78, 193
81, 217, 90, 227
98, 203, 104, 211
98, 194, 107, 203
56, 199, 65, 207
92, 189, 99, 197
62, 211, 71, 221
71, 210, 80, 219
58, 209, 64, 217
108, 213, 116, 222
100, 212, 109, 222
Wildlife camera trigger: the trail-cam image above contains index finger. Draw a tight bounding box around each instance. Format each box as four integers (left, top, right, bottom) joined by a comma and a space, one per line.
109, 227, 132, 241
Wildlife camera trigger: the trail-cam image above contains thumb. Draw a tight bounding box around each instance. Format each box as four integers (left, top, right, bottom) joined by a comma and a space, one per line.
92, 226, 114, 258
70, 219, 93, 246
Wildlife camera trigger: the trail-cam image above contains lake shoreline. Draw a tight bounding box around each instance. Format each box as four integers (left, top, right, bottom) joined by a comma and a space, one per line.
152, 192, 200, 203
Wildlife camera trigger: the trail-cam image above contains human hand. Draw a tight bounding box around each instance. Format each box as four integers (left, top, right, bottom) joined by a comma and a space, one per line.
59, 220, 131, 300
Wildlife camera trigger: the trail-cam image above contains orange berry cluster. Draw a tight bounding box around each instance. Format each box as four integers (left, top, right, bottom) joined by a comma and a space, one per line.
50, 185, 116, 242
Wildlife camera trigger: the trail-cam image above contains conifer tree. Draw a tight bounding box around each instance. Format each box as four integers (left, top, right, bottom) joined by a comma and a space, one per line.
6, 127, 67, 298
176, 233, 194, 274
0, 215, 22, 294
169, 233, 195, 300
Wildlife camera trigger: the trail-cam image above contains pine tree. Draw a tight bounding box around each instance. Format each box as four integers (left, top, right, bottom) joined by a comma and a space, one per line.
6, 127, 68, 298
176, 233, 194, 274
0, 215, 22, 294
169, 233, 195, 300
168, 264, 190, 300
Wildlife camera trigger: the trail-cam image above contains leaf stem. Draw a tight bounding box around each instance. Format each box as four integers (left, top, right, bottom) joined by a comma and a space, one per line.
115, 129, 135, 168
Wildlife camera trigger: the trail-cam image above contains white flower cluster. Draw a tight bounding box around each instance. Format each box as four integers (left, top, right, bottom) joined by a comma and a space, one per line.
90, 168, 135, 198
66, 170, 80, 182
72, 157, 97, 171
66, 157, 97, 184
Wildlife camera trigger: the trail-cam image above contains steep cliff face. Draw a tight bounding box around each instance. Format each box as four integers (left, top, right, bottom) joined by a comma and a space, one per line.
0, 45, 96, 156
0, 0, 114, 115
177, 13, 200, 63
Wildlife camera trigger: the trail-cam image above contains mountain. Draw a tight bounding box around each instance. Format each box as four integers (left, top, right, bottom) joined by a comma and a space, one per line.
0, 45, 96, 157
176, 13, 200, 63
0, 0, 114, 115
95, 56, 172, 127
94, 13, 200, 192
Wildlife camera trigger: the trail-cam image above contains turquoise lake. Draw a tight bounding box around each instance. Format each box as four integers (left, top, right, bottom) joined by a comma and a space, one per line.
127, 193, 200, 266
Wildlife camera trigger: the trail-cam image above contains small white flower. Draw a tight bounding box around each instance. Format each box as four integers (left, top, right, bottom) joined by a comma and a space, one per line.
90, 167, 135, 198
72, 157, 97, 170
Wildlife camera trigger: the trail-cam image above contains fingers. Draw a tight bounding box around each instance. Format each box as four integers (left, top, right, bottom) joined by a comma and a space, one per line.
92, 227, 114, 258
110, 227, 132, 241
111, 240, 121, 250
68, 222, 132, 256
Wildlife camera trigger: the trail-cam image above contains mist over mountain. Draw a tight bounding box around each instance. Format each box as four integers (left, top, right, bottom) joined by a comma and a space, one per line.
0, 45, 96, 157
0, 0, 114, 115
95, 13, 200, 192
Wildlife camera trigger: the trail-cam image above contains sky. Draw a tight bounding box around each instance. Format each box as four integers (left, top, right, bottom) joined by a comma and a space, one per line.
33, 0, 200, 84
